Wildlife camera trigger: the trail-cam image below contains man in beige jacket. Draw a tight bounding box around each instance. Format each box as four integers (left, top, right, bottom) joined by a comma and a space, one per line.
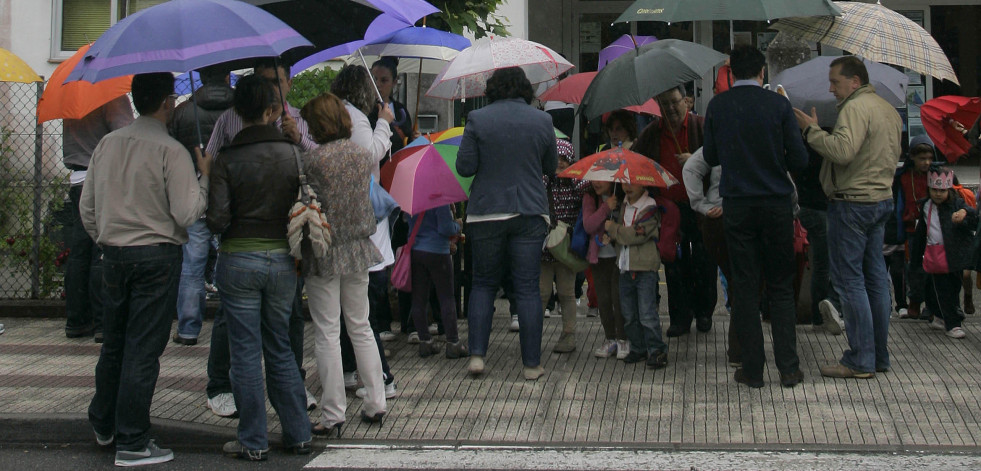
794, 56, 902, 379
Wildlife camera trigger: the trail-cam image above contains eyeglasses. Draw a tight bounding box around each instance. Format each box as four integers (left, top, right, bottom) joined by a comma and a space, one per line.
660, 97, 686, 109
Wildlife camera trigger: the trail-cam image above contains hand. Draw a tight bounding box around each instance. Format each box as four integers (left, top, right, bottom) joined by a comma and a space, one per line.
793, 107, 818, 131
949, 118, 968, 135
377, 103, 395, 123
605, 195, 618, 210
707, 206, 723, 218
281, 112, 301, 144
194, 147, 212, 178
412, 130, 422, 140
601, 234, 611, 245
952, 209, 967, 224
604, 220, 614, 231
676, 152, 692, 166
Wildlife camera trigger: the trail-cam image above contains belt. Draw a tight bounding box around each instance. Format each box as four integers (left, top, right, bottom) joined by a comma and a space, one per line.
832, 192, 870, 201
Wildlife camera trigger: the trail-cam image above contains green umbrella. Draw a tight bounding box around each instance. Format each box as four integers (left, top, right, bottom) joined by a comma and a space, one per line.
615, 0, 840, 23
579, 39, 725, 121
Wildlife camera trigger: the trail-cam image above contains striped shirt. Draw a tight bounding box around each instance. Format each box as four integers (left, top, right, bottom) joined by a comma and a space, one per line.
205, 104, 316, 158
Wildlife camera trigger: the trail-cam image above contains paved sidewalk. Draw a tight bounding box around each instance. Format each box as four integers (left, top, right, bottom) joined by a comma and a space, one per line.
1, 300, 980, 450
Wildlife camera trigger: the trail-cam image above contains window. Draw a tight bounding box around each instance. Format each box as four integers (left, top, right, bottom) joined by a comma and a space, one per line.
51, 0, 167, 60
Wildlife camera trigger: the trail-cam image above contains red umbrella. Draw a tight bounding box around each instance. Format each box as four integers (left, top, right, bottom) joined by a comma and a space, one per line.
920, 95, 981, 162
558, 147, 678, 188
539, 71, 660, 116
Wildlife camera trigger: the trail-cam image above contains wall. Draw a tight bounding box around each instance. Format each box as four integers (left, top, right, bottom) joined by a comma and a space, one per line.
7, 0, 56, 78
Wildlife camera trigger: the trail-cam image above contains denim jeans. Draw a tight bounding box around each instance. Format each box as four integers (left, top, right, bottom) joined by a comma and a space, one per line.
216, 251, 310, 450
797, 207, 841, 323
827, 199, 893, 373
88, 244, 180, 452
176, 219, 211, 339
65, 184, 104, 335
619, 270, 666, 356
466, 216, 547, 367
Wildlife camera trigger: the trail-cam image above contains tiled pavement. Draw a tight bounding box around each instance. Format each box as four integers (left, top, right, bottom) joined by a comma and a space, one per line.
1, 300, 980, 450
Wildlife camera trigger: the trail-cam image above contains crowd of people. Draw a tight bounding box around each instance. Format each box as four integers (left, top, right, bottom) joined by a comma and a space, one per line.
61, 46, 981, 466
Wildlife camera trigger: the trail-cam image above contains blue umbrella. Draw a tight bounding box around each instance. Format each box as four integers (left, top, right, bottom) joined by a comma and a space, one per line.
359, 25, 471, 61
174, 71, 240, 96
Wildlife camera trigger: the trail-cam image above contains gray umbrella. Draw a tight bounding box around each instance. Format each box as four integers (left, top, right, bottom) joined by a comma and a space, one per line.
580, 39, 726, 120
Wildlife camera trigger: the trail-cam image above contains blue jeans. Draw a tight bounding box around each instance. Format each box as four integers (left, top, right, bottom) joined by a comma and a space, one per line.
88, 244, 180, 452
466, 216, 547, 367
216, 251, 310, 450
827, 200, 893, 373
176, 219, 211, 339
619, 270, 666, 356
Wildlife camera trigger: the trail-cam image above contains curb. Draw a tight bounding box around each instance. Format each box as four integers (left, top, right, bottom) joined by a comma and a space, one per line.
0, 300, 311, 319
0, 414, 243, 449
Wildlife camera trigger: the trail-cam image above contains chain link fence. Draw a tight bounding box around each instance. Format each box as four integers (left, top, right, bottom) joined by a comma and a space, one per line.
0, 81, 70, 300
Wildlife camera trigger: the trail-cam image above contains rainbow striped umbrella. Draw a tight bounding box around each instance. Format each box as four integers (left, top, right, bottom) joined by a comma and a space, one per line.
383, 127, 472, 215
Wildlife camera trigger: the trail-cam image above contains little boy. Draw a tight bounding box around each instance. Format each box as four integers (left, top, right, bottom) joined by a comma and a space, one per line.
604, 182, 666, 369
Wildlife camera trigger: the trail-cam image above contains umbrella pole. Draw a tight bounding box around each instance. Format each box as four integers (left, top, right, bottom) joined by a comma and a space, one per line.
273, 58, 287, 119
413, 58, 424, 134
189, 71, 204, 149
358, 49, 386, 104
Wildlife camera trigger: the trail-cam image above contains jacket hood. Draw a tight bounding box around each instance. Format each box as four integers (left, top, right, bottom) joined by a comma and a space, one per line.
191, 83, 235, 112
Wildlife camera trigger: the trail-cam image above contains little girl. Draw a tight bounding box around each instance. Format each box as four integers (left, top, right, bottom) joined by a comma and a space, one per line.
582, 181, 627, 359
911, 167, 977, 339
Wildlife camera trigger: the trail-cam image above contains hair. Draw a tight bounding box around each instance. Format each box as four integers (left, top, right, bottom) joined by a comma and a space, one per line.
233, 74, 279, 123
330, 65, 376, 115
910, 143, 935, 158
485, 67, 534, 104
253, 57, 289, 77
604, 110, 637, 140
131, 72, 174, 116
830, 56, 869, 85
586, 180, 626, 206
371, 57, 399, 81
655, 84, 686, 103
729, 45, 766, 80
301, 93, 353, 144
198, 64, 229, 86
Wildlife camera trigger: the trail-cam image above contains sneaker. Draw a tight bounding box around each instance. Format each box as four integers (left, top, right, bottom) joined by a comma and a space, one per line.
594, 339, 618, 358
418, 340, 440, 358
344, 371, 359, 389
586, 307, 599, 317
929, 317, 946, 330
819, 300, 844, 335
407, 332, 420, 344
356, 382, 398, 399
171, 334, 197, 346
428, 323, 440, 335
819, 363, 874, 379
378, 330, 397, 342
305, 387, 317, 411
616, 340, 630, 360
94, 427, 114, 446
207, 393, 238, 418
896, 308, 909, 318
222, 440, 267, 461
946, 327, 967, 339
0, 323, 6, 335
468, 355, 485, 375
646, 351, 668, 369
445, 341, 470, 359
523, 365, 545, 380
115, 439, 174, 466
622, 351, 647, 364
508, 315, 520, 332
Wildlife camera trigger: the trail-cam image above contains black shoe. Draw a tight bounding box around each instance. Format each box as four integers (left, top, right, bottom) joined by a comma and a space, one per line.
646, 351, 668, 369
734, 368, 764, 388
66, 327, 94, 339
780, 369, 804, 388
876, 366, 889, 373
665, 324, 689, 337
696, 317, 712, 333
622, 351, 648, 364
311, 422, 343, 438
418, 341, 440, 358
172, 334, 197, 346
361, 410, 385, 425
289, 441, 312, 455
94, 332, 104, 344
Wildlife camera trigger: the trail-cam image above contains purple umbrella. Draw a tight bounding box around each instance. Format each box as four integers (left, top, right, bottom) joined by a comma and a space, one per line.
290, 13, 410, 77
598, 34, 657, 70
65, 0, 311, 83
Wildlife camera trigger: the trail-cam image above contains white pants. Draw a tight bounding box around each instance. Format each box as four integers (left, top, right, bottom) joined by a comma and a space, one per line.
305, 270, 386, 426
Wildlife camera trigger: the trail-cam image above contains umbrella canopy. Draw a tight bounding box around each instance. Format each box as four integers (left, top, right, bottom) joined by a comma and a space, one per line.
598, 34, 656, 71
37, 44, 131, 123
559, 147, 679, 188
385, 135, 472, 215
0, 48, 42, 83
538, 71, 661, 116
772, 1, 958, 84
290, 13, 410, 76
615, 0, 841, 23
426, 37, 574, 100
381, 127, 463, 190
580, 39, 725, 120
360, 25, 471, 61
921, 96, 981, 162
774, 55, 908, 127
66, 0, 312, 83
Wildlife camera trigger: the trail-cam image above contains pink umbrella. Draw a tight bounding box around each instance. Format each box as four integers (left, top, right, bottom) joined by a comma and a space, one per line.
538, 71, 660, 116
388, 138, 473, 215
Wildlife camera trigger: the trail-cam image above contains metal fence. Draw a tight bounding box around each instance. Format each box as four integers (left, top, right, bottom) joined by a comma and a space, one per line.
0, 81, 70, 299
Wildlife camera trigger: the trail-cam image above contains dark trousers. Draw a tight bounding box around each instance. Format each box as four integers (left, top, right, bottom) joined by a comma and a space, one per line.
886, 251, 908, 311
65, 184, 104, 335
723, 202, 800, 380
664, 202, 718, 329
699, 214, 739, 363
368, 269, 393, 332
88, 244, 180, 451
207, 268, 305, 398
797, 207, 841, 323
398, 288, 443, 334
925, 271, 964, 330
410, 250, 459, 343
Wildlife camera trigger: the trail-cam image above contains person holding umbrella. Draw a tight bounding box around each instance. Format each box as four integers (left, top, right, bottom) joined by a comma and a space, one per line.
368, 57, 414, 154
330, 64, 395, 178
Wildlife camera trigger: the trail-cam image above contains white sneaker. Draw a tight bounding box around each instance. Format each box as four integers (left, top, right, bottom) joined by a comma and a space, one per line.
356, 382, 397, 399
0, 323, 5, 335
593, 339, 618, 358
508, 315, 519, 332
378, 330, 397, 342
344, 371, 359, 389
896, 308, 908, 318
819, 299, 844, 335
305, 387, 317, 411
207, 393, 238, 418
586, 307, 599, 317
946, 327, 967, 339
428, 323, 440, 335
616, 340, 629, 360
407, 332, 420, 344
930, 317, 946, 330
544, 309, 553, 318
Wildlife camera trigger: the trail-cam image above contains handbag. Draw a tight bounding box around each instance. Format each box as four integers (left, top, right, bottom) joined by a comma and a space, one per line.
923, 203, 949, 274
569, 209, 589, 258
547, 220, 589, 272
287, 147, 331, 260
391, 214, 423, 292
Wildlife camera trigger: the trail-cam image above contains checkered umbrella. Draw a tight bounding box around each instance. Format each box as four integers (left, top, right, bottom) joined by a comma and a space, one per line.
772, 1, 958, 84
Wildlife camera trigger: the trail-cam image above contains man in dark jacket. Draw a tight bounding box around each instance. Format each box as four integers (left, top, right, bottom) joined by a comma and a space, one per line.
703, 45, 808, 388
168, 65, 234, 347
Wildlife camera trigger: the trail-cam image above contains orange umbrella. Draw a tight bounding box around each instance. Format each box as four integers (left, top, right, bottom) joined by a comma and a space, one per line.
37, 44, 132, 123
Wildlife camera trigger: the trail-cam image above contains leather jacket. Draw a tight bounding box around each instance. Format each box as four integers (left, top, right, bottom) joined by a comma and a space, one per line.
206, 124, 300, 240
